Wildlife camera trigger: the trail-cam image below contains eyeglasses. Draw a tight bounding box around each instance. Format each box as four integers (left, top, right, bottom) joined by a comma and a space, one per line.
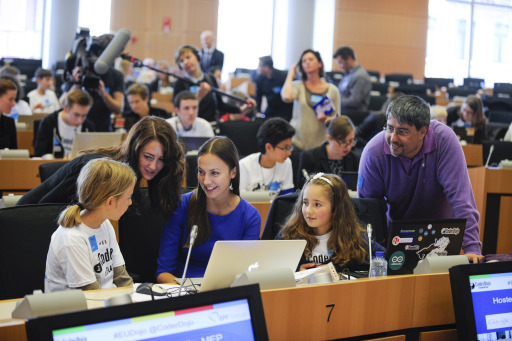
275, 145, 293, 152
384, 125, 411, 137
335, 138, 357, 147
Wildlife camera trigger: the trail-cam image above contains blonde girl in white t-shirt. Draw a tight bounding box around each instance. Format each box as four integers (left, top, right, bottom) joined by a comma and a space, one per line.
44, 158, 136, 292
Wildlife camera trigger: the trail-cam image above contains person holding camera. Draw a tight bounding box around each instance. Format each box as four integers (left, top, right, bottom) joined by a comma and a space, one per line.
63, 34, 125, 132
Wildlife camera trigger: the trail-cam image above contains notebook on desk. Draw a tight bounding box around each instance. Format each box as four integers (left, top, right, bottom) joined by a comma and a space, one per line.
385, 218, 466, 275
180, 240, 306, 292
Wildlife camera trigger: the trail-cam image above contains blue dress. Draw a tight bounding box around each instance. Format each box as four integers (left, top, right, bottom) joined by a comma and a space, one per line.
156, 191, 261, 278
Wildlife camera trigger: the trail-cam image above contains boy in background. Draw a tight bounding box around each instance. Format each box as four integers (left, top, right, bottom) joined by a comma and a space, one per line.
239, 118, 295, 195
166, 91, 214, 137
27, 68, 61, 113
34, 89, 94, 158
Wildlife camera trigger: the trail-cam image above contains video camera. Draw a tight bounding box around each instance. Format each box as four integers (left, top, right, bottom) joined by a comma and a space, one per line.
63, 27, 107, 90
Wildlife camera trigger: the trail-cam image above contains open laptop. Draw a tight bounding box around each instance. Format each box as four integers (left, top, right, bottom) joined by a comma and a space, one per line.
70, 132, 124, 158
240, 191, 274, 202
385, 218, 466, 275
181, 240, 306, 292
340, 171, 358, 191
452, 126, 476, 144
450, 261, 512, 341
179, 136, 211, 153
25, 284, 269, 341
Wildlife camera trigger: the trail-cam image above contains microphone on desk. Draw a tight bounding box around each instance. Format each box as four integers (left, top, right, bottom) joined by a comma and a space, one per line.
179, 225, 198, 296
485, 145, 495, 167
367, 224, 373, 276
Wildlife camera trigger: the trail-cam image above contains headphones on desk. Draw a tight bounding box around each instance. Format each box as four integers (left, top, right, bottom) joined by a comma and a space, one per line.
174, 45, 201, 70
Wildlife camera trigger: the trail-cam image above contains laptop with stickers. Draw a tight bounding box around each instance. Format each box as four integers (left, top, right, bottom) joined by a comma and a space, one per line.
385, 218, 466, 275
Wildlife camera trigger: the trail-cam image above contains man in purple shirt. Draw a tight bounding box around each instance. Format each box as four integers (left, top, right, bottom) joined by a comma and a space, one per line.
358, 95, 483, 262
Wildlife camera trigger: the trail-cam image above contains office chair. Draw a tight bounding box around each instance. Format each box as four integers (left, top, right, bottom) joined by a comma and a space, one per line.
325, 71, 344, 85
39, 161, 68, 183
494, 83, 512, 98
384, 73, 413, 85
218, 120, 262, 158
483, 96, 512, 112
482, 141, 512, 167
424, 77, 454, 89
368, 95, 388, 111
447, 86, 480, 100
367, 70, 380, 82
394, 84, 430, 96
185, 153, 198, 188
261, 192, 388, 247
0, 203, 67, 300
463, 77, 485, 89
339, 110, 370, 126
487, 110, 512, 125
371, 82, 389, 96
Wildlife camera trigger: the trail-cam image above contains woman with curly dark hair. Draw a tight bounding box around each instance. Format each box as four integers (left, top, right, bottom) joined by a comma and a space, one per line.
18, 116, 185, 217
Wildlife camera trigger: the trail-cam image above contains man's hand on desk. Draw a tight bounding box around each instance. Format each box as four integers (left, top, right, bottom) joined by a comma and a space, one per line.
465, 253, 484, 263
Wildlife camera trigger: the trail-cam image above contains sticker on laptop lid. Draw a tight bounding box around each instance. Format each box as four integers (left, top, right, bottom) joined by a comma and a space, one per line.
389, 251, 405, 270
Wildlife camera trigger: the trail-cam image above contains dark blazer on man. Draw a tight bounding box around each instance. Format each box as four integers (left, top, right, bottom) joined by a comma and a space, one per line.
200, 48, 224, 72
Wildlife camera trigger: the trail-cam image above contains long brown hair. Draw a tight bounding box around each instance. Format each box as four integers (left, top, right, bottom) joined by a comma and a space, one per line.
463, 96, 486, 130
280, 173, 367, 267
87, 116, 185, 217
187, 136, 240, 246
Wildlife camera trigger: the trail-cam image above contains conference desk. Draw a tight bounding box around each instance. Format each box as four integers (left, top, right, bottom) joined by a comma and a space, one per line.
461, 144, 483, 167
0, 273, 457, 341
0, 159, 67, 193
468, 166, 512, 255
16, 130, 34, 156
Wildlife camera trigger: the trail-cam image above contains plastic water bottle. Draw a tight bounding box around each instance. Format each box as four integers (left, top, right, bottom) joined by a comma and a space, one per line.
370, 251, 387, 278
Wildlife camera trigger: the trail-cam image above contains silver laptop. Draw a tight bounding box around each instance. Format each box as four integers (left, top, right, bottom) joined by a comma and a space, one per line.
71, 132, 124, 158
183, 240, 306, 292
240, 190, 275, 202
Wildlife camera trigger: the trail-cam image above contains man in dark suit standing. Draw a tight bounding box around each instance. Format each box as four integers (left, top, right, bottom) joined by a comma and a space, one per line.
199, 30, 224, 73
255, 56, 293, 121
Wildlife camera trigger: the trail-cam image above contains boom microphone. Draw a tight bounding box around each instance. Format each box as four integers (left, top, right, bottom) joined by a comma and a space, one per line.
94, 28, 131, 75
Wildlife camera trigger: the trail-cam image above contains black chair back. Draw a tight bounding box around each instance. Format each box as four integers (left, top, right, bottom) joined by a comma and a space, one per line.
368, 95, 388, 111
0, 203, 67, 299
482, 141, 512, 167
494, 83, 512, 98
39, 161, 68, 183
218, 120, 262, 158
463, 77, 485, 89
424, 77, 454, 89
384, 73, 413, 85
367, 70, 380, 82
371, 82, 389, 96
261, 192, 388, 247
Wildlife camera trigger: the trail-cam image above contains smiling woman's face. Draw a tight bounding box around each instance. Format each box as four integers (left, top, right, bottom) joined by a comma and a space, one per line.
138, 140, 165, 181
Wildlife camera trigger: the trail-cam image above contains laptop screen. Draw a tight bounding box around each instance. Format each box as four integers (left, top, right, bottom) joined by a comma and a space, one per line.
450, 261, 512, 341
385, 219, 466, 275
26, 284, 268, 341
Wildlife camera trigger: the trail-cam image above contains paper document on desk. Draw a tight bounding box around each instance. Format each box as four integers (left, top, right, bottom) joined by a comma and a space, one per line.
294, 262, 355, 284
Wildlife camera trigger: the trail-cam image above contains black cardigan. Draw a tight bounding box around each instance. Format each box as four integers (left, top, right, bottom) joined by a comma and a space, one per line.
297, 141, 360, 188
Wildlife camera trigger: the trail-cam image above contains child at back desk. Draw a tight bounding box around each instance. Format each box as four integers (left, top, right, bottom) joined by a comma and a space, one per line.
276, 172, 385, 272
